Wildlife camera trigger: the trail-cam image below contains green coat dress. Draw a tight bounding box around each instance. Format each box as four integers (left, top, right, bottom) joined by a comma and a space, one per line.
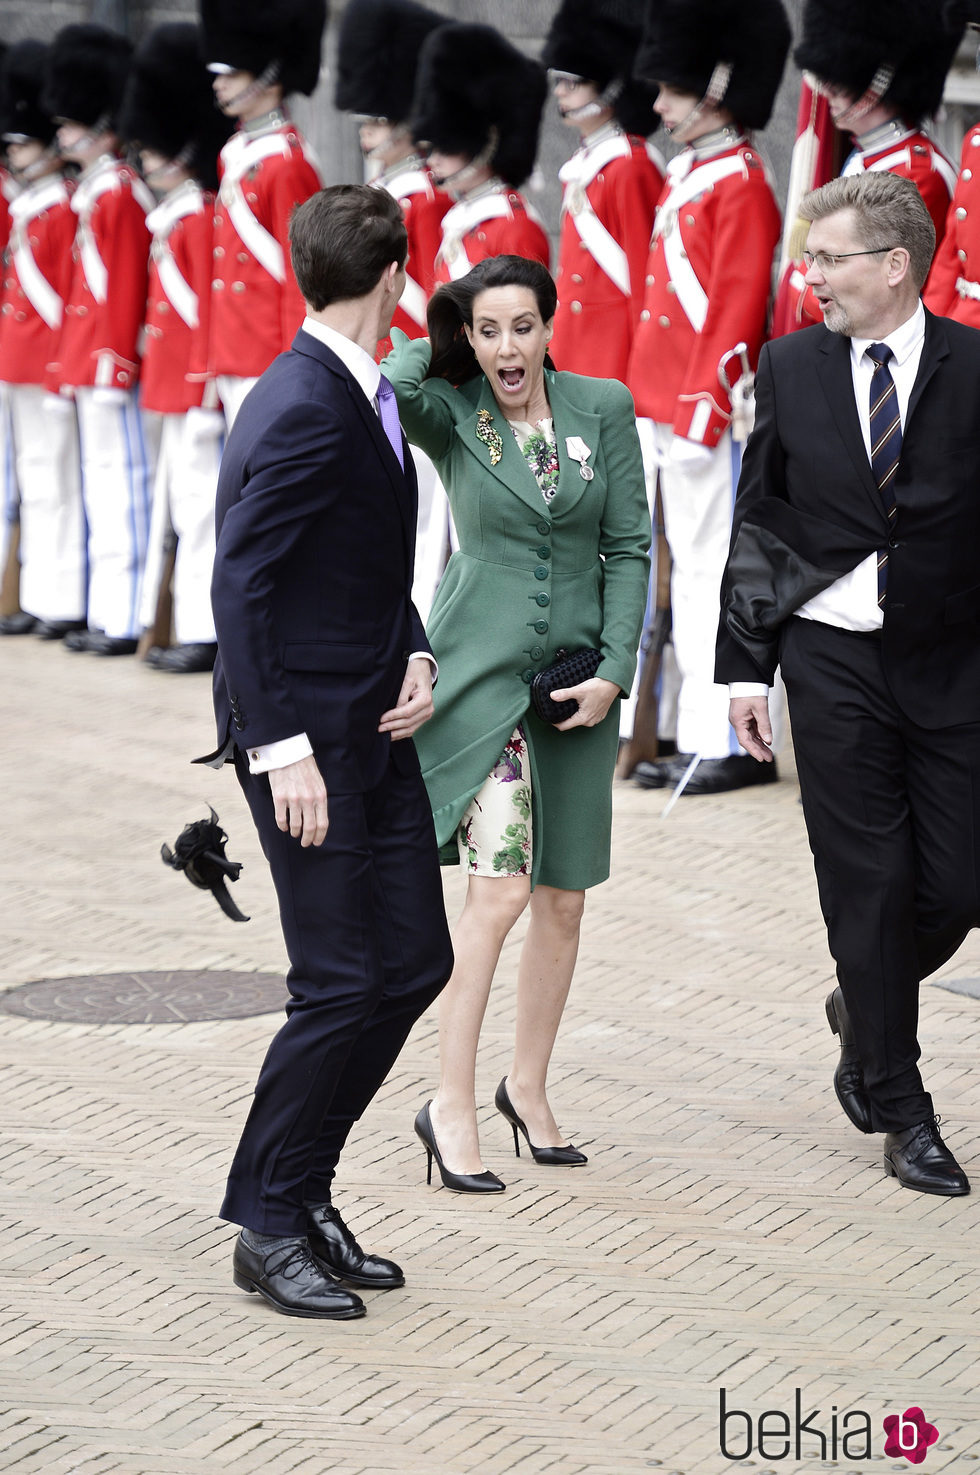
383, 329, 651, 890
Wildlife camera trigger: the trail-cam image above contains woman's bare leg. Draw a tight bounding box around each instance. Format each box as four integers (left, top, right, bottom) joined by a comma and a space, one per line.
503, 884, 586, 1147
428, 873, 530, 1173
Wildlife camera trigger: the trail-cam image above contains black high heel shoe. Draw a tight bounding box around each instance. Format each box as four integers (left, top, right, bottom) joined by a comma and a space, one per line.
413, 1102, 505, 1193
493, 1078, 588, 1166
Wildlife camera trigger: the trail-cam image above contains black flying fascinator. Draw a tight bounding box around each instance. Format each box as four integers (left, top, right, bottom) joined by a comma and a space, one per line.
161, 806, 250, 922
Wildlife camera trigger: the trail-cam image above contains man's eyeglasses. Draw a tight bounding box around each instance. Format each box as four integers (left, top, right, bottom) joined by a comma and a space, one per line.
802, 247, 896, 273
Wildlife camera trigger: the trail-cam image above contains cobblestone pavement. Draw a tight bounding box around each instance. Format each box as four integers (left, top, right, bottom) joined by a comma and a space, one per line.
2, 636, 979, 1475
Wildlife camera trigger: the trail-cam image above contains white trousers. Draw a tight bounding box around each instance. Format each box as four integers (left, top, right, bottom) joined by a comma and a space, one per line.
654, 422, 784, 759
139, 409, 224, 643
75, 388, 160, 639
0, 386, 17, 590
620, 418, 677, 741
410, 445, 451, 625
7, 385, 85, 621
217, 375, 259, 431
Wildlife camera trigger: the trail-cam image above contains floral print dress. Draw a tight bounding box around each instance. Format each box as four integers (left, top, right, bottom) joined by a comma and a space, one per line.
456, 417, 559, 876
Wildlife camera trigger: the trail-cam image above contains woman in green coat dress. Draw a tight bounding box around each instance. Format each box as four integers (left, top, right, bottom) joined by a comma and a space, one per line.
383, 255, 650, 1192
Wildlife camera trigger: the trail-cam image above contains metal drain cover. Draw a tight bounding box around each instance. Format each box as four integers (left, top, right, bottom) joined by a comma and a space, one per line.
0, 970, 284, 1024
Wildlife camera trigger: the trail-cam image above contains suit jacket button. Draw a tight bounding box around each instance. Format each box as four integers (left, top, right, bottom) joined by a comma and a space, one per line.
534, 566, 549, 580
530, 646, 544, 660
522, 669, 536, 684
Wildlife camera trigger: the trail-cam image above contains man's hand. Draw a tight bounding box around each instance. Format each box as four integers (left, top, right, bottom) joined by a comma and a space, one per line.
378, 657, 434, 740
268, 755, 329, 846
729, 695, 775, 762
553, 676, 621, 731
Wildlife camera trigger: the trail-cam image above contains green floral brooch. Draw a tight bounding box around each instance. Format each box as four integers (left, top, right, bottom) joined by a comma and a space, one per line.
476, 408, 503, 466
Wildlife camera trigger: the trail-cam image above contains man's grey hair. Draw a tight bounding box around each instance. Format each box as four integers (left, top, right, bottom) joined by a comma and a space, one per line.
799, 172, 936, 292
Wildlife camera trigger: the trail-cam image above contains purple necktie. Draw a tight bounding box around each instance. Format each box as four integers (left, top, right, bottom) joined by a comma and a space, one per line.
376, 373, 404, 470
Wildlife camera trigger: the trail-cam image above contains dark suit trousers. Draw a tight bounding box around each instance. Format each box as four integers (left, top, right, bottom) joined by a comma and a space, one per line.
781, 616, 980, 1132
220, 750, 453, 1235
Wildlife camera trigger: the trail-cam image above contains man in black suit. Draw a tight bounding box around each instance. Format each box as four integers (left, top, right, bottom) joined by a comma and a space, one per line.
716, 171, 979, 1198
206, 184, 453, 1316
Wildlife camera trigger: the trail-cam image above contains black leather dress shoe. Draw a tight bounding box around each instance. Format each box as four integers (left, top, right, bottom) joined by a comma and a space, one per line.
64, 628, 136, 655
679, 754, 778, 795
633, 754, 695, 789
0, 611, 38, 635
883, 1119, 970, 1196
306, 1203, 405, 1288
34, 618, 87, 640
146, 641, 217, 673
232, 1232, 367, 1317
825, 987, 873, 1133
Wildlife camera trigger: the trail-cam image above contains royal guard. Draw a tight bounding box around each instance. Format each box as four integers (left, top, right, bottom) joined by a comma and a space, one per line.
201, 0, 325, 427
785, 0, 962, 331
0, 40, 83, 641
410, 22, 550, 283
335, 0, 449, 357
335, 0, 452, 621
923, 6, 980, 325
42, 24, 158, 656
119, 22, 233, 674
543, 0, 664, 381
627, 0, 790, 796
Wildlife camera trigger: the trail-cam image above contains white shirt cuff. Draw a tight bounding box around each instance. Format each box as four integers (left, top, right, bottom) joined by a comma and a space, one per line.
410, 650, 438, 682
248, 733, 314, 773
729, 682, 769, 698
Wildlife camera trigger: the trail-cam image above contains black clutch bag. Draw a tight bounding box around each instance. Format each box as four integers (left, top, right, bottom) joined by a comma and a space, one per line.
530, 647, 602, 724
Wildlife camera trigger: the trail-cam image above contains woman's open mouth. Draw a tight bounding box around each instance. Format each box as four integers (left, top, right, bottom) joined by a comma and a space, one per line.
498, 367, 526, 392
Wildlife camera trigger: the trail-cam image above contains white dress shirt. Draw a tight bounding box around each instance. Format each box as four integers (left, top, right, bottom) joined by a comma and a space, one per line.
247, 316, 434, 774
730, 301, 926, 699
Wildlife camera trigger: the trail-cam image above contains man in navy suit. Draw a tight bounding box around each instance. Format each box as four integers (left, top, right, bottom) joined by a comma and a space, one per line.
716, 172, 979, 1199
207, 184, 453, 1317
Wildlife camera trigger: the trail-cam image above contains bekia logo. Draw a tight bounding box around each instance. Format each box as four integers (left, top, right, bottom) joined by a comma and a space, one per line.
719, 1390, 940, 1463
883, 1407, 939, 1464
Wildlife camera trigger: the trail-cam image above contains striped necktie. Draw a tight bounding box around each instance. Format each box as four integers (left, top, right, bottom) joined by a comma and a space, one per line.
375, 372, 404, 470
866, 342, 901, 608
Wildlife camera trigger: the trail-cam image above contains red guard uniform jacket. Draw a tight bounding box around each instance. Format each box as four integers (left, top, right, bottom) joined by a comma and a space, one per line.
141, 181, 218, 414
0, 173, 75, 385
551, 126, 664, 381
434, 181, 550, 285
782, 125, 956, 334
627, 139, 780, 446
374, 158, 450, 361
923, 124, 980, 330
0, 168, 16, 257
209, 119, 322, 379
51, 155, 154, 392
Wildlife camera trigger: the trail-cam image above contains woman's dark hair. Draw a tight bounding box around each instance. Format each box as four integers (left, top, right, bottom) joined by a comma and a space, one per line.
426, 254, 558, 386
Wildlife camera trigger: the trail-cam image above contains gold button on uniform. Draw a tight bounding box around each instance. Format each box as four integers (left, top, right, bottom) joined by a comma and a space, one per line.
570, 300, 582, 313
640, 308, 650, 321
956, 207, 968, 220
658, 314, 670, 327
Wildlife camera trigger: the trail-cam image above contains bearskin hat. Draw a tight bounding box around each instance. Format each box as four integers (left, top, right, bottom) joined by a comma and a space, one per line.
795, 0, 966, 123
410, 23, 546, 187
543, 0, 659, 136
635, 0, 791, 131
41, 24, 133, 130
118, 24, 232, 191
200, 0, 326, 98
336, 0, 444, 122
0, 40, 57, 144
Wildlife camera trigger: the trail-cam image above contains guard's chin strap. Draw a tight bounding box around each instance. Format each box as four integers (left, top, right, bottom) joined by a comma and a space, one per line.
436, 125, 500, 194
216, 60, 282, 116
367, 121, 410, 163
14, 140, 63, 183
667, 61, 733, 142
564, 76, 623, 124
821, 63, 896, 131
141, 141, 195, 187
64, 111, 113, 155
